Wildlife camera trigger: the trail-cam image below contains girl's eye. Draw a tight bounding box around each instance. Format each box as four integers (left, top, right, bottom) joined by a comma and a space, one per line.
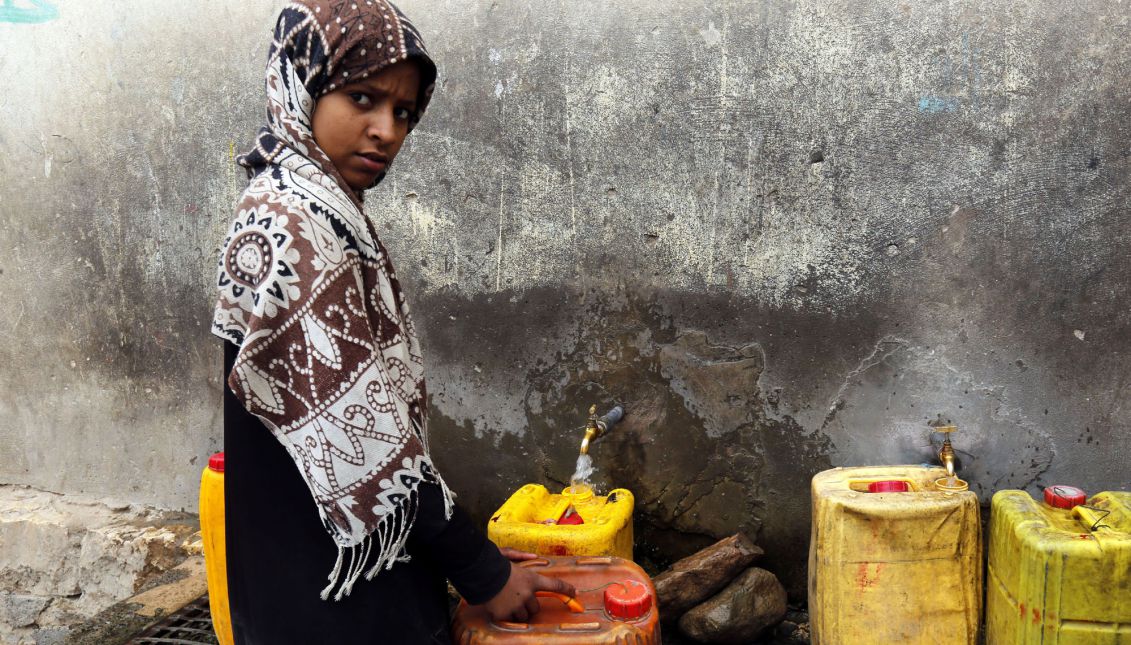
394, 107, 412, 121
348, 92, 371, 107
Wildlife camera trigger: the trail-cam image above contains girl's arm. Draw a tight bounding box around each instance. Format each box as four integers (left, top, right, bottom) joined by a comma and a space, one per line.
408, 484, 576, 621
408, 483, 511, 604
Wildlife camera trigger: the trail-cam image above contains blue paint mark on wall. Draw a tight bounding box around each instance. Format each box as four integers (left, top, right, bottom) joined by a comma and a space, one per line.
918, 96, 960, 113
0, 0, 58, 24
918, 31, 982, 114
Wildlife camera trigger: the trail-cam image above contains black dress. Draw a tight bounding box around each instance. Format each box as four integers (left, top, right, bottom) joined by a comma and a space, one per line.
223, 342, 510, 645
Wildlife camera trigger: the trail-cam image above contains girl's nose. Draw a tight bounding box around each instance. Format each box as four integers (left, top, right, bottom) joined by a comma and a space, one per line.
365, 108, 397, 143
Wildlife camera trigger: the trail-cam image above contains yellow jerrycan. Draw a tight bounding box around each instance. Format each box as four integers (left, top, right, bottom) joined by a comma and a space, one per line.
488, 483, 634, 560
489, 404, 633, 560
199, 452, 233, 645
987, 486, 1131, 644
808, 464, 982, 644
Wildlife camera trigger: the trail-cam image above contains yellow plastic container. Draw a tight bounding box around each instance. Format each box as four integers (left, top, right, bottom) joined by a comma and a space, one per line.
488, 484, 634, 560
987, 487, 1131, 644
808, 466, 982, 645
199, 452, 233, 645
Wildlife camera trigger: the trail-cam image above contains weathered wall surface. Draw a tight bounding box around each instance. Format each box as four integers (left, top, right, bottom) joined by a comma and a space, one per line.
2, 0, 1129, 598
0, 2, 277, 508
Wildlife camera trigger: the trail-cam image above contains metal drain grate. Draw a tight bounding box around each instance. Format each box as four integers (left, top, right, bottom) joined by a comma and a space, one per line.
125, 594, 219, 645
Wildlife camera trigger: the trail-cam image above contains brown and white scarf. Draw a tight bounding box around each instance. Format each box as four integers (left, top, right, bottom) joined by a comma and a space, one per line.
211, 0, 451, 600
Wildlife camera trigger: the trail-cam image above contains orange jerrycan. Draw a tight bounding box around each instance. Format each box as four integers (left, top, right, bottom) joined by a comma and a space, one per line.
987, 486, 1131, 644
199, 452, 233, 645
488, 483, 633, 560
808, 465, 983, 644
451, 555, 660, 644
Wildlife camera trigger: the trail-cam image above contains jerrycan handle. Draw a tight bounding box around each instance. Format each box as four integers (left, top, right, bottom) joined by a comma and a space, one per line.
535, 591, 585, 613
607, 488, 631, 503
1073, 505, 1113, 532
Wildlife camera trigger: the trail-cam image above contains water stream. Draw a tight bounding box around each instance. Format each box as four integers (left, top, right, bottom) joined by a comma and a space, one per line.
570, 453, 595, 490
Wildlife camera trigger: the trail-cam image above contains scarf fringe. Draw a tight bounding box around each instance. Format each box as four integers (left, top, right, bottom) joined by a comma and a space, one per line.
436, 468, 456, 519
319, 545, 346, 601
315, 486, 412, 600
317, 468, 456, 601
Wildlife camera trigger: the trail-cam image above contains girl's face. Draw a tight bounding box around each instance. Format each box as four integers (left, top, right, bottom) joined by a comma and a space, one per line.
311, 60, 422, 191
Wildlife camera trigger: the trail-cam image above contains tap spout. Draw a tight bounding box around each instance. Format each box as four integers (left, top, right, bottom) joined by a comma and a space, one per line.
578, 404, 625, 455
941, 447, 956, 478
934, 424, 959, 478
580, 427, 598, 455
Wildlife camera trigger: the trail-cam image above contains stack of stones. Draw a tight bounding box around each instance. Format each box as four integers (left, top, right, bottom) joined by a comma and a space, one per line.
653, 533, 792, 644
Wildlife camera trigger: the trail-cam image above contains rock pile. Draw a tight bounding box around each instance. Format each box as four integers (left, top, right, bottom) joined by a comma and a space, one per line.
0, 485, 199, 645
653, 533, 792, 644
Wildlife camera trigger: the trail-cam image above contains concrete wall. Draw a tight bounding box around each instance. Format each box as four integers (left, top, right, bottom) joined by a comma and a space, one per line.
2, 0, 1128, 597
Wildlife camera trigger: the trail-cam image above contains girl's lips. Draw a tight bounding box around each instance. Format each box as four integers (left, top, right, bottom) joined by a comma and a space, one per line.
355, 154, 387, 173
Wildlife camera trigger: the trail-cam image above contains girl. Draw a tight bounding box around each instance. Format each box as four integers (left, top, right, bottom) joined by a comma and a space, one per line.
211, 2, 573, 643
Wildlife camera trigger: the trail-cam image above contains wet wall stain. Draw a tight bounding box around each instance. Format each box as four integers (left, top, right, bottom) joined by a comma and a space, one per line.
419, 259, 1128, 598
425, 287, 834, 596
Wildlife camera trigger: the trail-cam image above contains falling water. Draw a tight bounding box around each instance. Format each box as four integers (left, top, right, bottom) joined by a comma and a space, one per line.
570, 453, 595, 490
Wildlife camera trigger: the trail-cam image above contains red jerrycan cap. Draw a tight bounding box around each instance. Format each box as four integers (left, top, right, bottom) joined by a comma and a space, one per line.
604, 580, 652, 620
867, 480, 910, 493
208, 452, 225, 473
1044, 485, 1086, 509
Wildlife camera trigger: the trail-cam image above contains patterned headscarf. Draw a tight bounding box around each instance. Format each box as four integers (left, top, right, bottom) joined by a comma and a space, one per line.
238, 0, 437, 201
212, 0, 451, 601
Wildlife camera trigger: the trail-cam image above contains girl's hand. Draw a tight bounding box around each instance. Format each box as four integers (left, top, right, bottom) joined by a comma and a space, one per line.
497, 546, 539, 562
480, 562, 577, 623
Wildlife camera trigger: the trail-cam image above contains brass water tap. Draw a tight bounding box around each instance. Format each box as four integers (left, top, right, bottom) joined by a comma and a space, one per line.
935, 425, 959, 478
579, 404, 625, 455
580, 406, 602, 455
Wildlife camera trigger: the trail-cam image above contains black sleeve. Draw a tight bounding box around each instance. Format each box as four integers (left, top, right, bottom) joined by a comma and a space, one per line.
409, 482, 512, 605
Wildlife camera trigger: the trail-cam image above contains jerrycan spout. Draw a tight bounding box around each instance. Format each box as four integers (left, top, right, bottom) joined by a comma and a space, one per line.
579, 404, 625, 455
